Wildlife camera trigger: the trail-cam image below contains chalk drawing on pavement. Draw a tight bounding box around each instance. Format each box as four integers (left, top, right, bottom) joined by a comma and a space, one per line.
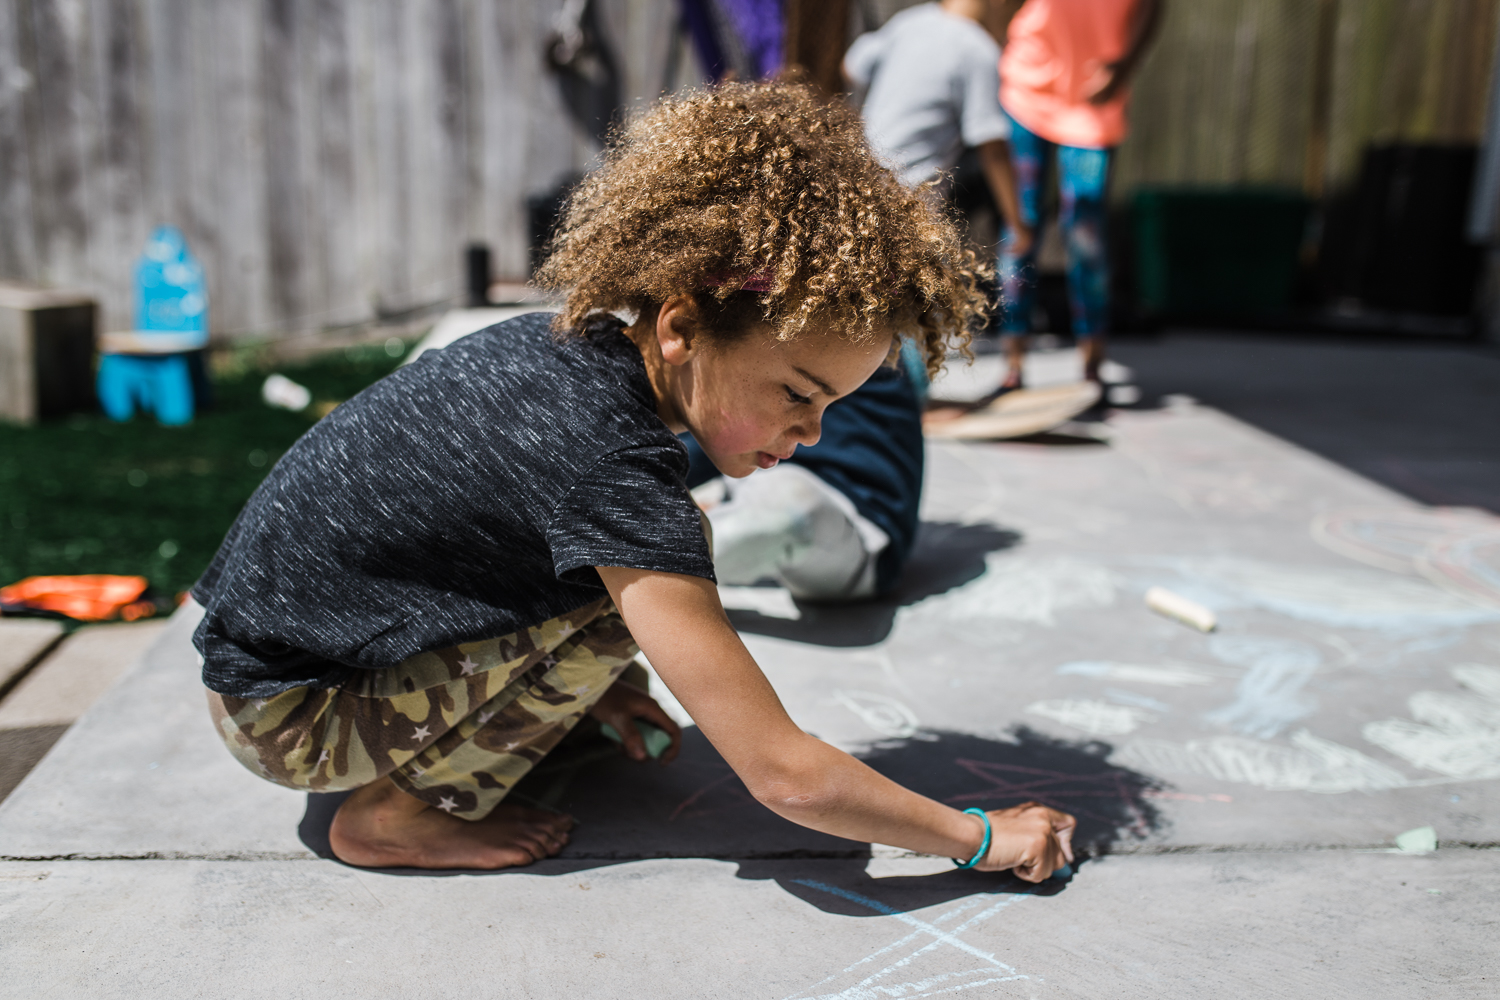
909, 555, 1118, 627
1117, 729, 1409, 794
834, 691, 922, 740
1026, 699, 1155, 737
1056, 661, 1217, 687
1362, 664, 1500, 780
1171, 558, 1497, 630
781, 887, 1035, 1000
1203, 635, 1321, 739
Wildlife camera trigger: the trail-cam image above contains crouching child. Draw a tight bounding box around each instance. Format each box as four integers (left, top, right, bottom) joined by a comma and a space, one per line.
194, 81, 1075, 875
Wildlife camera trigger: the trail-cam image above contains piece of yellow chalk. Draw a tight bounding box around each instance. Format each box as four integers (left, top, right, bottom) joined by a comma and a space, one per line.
1145, 586, 1217, 632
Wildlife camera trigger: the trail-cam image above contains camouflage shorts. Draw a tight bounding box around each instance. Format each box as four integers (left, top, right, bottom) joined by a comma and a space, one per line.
206, 597, 639, 820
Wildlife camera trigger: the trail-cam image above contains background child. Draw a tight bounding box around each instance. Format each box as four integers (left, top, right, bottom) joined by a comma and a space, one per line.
996, 0, 1164, 390
679, 352, 925, 604
195, 81, 1075, 875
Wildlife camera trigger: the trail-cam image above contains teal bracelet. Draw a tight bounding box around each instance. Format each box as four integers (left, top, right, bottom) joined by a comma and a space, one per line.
953, 808, 991, 870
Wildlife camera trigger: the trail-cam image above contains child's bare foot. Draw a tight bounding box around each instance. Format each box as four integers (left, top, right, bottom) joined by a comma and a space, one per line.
329, 776, 574, 870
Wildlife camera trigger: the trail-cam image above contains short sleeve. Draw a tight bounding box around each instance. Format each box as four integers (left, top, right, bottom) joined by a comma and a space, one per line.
843, 29, 887, 89
959, 41, 1010, 148
546, 445, 716, 585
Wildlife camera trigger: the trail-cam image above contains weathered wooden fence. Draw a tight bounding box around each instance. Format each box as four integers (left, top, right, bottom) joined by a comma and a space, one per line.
5, 0, 1497, 340
1113, 0, 1500, 197
870, 0, 1498, 198
0, 0, 685, 340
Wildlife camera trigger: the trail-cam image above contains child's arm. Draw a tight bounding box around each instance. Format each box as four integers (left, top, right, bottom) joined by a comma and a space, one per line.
597, 566, 1074, 879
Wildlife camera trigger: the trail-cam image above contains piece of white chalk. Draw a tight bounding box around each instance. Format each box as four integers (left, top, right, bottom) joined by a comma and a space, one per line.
262, 373, 312, 412
1144, 586, 1217, 632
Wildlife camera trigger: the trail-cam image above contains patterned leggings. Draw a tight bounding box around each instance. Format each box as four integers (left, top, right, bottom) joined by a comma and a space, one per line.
207, 598, 638, 821
998, 113, 1113, 337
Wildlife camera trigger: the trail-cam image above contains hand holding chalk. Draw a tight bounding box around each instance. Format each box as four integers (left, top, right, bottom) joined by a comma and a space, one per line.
587, 677, 682, 761
600, 720, 673, 760
972, 802, 1076, 882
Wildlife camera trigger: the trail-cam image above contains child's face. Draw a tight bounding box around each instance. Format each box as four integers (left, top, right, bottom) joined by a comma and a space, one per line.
649, 300, 893, 479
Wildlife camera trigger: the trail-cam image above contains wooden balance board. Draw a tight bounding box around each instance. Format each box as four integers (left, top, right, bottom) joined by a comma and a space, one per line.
924, 381, 1101, 441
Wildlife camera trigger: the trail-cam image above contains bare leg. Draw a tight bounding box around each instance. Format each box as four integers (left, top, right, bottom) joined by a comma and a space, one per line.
1080, 335, 1106, 384
329, 775, 574, 870
1000, 334, 1027, 390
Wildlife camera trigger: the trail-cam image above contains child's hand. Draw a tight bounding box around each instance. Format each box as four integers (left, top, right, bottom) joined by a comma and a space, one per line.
587, 679, 683, 763
975, 802, 1076, 881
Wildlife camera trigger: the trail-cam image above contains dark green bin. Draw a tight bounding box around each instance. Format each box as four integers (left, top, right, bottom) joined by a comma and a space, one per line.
1132, 187, 1311, 318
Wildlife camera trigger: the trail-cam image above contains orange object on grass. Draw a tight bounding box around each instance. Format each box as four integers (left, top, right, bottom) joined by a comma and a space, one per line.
0, 575, 151, 622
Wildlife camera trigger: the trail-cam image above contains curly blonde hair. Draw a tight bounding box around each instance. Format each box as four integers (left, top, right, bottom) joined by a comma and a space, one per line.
536, 80, 990, 376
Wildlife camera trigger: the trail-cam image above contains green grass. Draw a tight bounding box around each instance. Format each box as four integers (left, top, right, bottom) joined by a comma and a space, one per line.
0, 341, 408, 596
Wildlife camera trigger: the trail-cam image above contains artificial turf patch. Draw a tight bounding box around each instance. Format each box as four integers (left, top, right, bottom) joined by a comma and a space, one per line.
0, 341, 408, 598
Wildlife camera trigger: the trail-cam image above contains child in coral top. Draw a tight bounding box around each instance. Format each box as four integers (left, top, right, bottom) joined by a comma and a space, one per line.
997, 0, 1163, 389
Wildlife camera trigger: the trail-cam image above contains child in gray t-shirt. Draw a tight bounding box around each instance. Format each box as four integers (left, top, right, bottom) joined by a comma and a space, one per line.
845, 0, 1026, 247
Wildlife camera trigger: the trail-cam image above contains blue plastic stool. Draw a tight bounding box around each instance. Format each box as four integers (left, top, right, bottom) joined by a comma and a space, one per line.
96, 353, 195, 426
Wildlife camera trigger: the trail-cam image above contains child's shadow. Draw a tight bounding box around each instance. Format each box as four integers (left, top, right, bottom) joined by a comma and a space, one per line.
299, 727, 1163, 916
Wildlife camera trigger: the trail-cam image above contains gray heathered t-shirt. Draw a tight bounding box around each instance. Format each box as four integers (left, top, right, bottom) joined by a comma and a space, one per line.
192, 313, 715, 699
844, 3, 1010, 191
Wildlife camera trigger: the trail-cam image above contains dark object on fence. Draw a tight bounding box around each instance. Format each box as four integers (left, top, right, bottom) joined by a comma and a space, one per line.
1132, 187, 1310, 320
1322, 144, 1481, 317
465, 244, 492, 308
545, 0, 622, 145
0, 284, 97, 424
527, 175, 585, 275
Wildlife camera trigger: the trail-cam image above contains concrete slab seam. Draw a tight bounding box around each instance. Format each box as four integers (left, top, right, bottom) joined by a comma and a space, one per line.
0, 629, 69, 703
3, 844, 1496, 863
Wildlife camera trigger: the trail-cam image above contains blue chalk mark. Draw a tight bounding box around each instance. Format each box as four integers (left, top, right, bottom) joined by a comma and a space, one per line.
792, 879, 902, 915
1056, 661, 1112, 678
1104, 687, 1170, 712
1204, 635, 1320, 739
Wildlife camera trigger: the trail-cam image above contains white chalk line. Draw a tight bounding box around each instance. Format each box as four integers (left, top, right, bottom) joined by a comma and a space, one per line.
783, 891, 1033, 1000
1119, 666, 1500, 792
835, 690, 923, 740
1026, 698, 1155, 737
1361, 664, 1500, 780
1056, 661, 1217, 687
908, 555, 1117, 628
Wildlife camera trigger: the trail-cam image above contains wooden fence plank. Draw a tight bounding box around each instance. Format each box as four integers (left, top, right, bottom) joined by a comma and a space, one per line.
367, 0, 411, 313
0, 0, 39, 279
6, 0, 1492, 339
24, 0, 90, 284
476, 0, 535, 281
80, 0, 149, 330
289, 0, 327, 326
312, 0, 362, 328
197, 0, 272, 336
261, 0, 306, 328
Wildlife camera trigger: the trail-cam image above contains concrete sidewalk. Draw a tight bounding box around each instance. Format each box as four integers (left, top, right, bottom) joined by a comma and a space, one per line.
1, 395, 1496, 997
